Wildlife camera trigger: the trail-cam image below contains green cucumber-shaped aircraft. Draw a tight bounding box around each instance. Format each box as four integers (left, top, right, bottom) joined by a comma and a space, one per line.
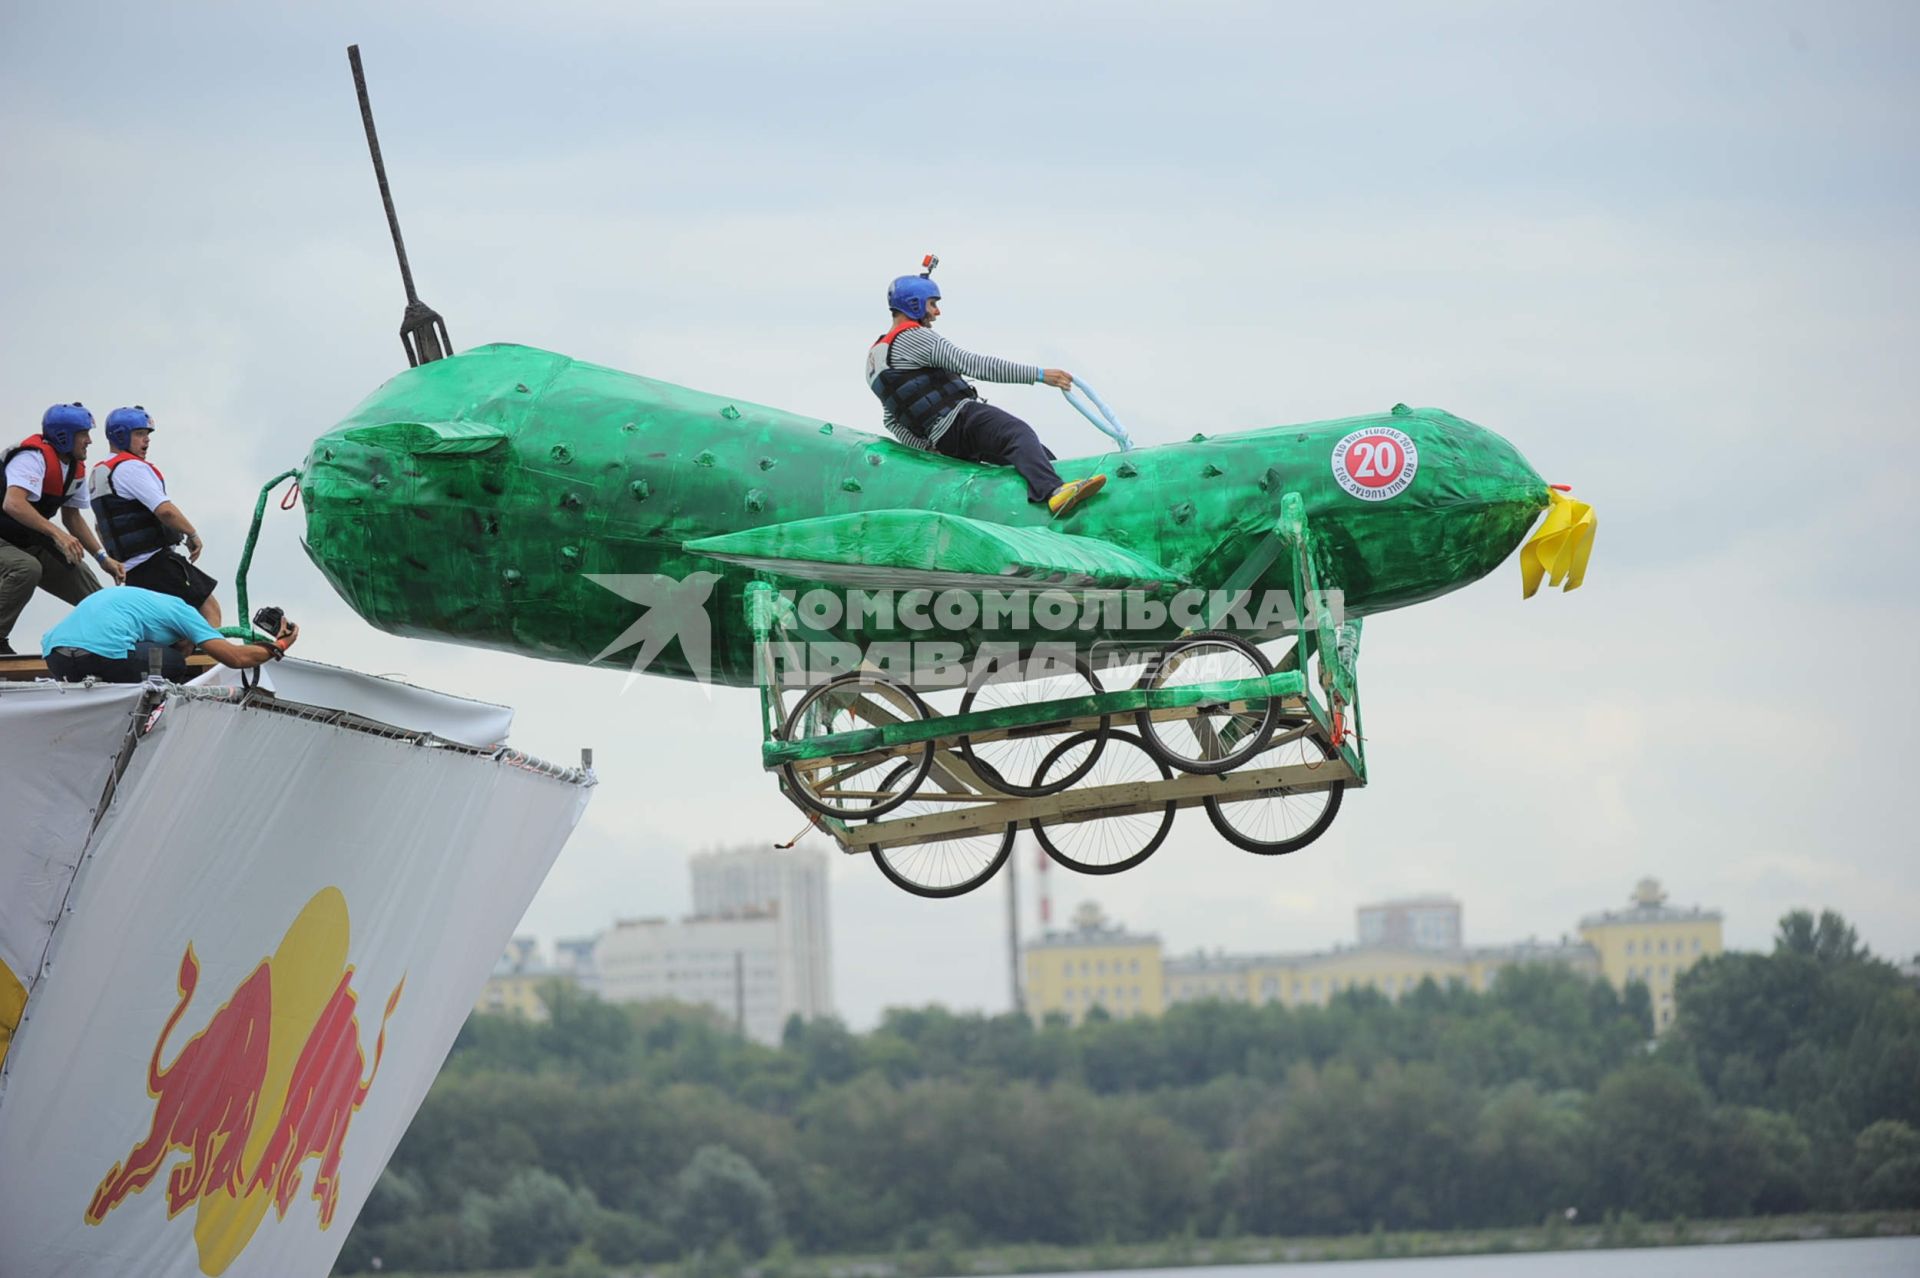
299, 342, 1587, 685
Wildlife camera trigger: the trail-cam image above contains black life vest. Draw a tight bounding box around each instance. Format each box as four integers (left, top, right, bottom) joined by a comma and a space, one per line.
90, 453, 183, 561
0, 436, 85, 549
868, 319, 977, 442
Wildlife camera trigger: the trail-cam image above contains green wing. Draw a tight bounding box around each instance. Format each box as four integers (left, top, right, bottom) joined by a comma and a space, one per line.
342, 420, 508, 455
686, 510, 1182, 591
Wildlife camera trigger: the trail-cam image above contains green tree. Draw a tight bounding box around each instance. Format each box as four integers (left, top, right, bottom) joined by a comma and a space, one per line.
671, 1144, 784, 1257
1674, 910, 1917, 1141
1777, 909, 1866, 963
474, 1167, 598, 1268
1467, 1083, 1587, 1226
366, 1194, 493, 1273
1852, 1119, 1920, 1208
541, 981, 637, 1082
1708, 1106, 1813, 1215
1585, 1062, 1717, 1218
348, 928, 1919, 1270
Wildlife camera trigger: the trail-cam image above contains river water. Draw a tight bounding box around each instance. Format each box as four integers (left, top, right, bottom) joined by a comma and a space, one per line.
1026, 1238, 1916, 1277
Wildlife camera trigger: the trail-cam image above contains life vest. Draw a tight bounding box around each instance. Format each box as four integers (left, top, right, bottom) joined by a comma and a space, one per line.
0, 435, 85, 549
90, 452, 182, 561
868, 319, 977, 442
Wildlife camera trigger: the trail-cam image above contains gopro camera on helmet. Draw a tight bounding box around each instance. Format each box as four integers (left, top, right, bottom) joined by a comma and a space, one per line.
887, 253, 943, 322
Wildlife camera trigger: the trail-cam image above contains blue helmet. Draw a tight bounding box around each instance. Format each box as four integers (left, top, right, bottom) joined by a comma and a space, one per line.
887, 274, 941, 321
40, 402, 94, 456
105, 405, 153, 452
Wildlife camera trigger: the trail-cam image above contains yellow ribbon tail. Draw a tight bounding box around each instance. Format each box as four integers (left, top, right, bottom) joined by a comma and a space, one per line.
1520, 489, 1596, 598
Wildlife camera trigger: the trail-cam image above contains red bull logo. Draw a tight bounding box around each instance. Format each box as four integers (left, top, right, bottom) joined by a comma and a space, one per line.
83, 887, 404, 1276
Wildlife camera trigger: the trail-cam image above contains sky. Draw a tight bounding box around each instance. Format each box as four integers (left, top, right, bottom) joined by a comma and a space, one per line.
3, 1, 1916, 1027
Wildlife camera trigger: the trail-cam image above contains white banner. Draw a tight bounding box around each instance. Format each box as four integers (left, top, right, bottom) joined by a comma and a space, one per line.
0, 685, 592, 1278
188, 656, 516, 749
0, 682, 148, 1040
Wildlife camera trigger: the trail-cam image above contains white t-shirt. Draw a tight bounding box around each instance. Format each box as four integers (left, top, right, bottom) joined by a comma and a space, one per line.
89, 458, 171, 570
4, 451, 89, 510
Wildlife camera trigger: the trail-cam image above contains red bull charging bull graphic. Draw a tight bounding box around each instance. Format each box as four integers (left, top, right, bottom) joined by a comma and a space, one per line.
83, 887, 405, 1276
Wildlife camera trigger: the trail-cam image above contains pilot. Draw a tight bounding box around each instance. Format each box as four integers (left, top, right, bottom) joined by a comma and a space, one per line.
0, 403, 121, 658
89, 406, 221, 626
41, 586, 296, 683
867, 267, 1107, 518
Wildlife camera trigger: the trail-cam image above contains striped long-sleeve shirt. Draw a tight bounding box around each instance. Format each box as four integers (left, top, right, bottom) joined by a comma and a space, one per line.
865, 325, 1043, 449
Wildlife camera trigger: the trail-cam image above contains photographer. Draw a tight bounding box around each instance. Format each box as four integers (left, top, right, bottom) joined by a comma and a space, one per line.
41, 587, 296, 684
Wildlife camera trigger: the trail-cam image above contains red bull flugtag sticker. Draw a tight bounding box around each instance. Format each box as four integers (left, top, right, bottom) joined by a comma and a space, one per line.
1331, 426, 1417, 501
84, 887, 404, 1276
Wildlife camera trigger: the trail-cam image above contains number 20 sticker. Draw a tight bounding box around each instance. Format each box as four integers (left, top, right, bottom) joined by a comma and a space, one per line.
1331, 426, 1418, 501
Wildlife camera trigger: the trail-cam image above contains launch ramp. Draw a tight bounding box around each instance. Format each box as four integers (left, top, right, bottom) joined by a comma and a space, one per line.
0, 666, 593, 1278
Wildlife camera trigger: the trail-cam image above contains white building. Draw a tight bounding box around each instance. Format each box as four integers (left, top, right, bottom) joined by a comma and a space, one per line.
553, 935, 601, 997
595, 912, 787, 1042
1356, 895, 1463, 951
594, 846, 833, 1045
691, 845, 833, 1023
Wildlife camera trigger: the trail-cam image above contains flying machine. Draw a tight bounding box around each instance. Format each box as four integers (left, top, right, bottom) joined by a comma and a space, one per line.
293, 50, 1595, 900
297, 341, 1594, 897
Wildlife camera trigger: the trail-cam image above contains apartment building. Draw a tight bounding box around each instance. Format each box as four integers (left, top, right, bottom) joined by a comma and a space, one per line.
1577, 877, 1723, 1031
1029, 882, 1716, 1030
594, 845, 834, 1045
1023, 902, 1165, 1024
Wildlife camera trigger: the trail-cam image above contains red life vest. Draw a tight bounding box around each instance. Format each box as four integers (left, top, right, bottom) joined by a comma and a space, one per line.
0, 435, 86, 549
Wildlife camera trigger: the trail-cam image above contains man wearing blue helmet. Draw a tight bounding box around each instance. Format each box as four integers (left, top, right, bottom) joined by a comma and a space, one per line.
0, 403, 122, 656
90, 406, 220, 625
866, 263, 1106, 518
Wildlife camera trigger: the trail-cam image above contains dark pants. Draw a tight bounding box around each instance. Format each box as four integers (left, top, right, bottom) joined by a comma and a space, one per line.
125, 549, 218, 607
45, 642, 190, 684
935, 402, 1064, 503
0, 539, 101, 645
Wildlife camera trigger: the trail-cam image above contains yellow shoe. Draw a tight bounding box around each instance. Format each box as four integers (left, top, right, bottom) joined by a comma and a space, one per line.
1047, 474, 1107, 518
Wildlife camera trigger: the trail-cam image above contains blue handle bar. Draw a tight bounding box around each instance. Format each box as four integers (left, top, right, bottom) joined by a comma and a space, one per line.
1060, 379, 1136, 452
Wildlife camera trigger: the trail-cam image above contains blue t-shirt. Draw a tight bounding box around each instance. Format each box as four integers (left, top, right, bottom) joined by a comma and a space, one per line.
42, 587, 223, 658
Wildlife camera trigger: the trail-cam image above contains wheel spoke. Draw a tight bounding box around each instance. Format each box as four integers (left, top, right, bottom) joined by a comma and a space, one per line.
960, 652, 1109, 797
781, 674, 932, 820
1205, 718, 1345, 856
1032, 730, 1174, 875
1137, 633, 1278, 775
866, 759, 1013, 898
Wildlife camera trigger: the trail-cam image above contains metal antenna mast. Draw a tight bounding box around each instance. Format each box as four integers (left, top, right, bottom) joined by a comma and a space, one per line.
348, 44, 451, 367
1007, 837, 1025, 1016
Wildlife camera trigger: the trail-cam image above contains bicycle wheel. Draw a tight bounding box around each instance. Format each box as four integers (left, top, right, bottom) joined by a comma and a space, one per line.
1135, 631, 1281, 775
1204, 718, 1345, 855
958, 651, 1109, 797
1031, 730, 1175, 875
867, 760, 1015, 898
779, 673, 932, 820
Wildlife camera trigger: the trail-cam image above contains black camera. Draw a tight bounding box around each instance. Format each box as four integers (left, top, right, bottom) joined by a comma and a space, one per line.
252, 606, 288, 638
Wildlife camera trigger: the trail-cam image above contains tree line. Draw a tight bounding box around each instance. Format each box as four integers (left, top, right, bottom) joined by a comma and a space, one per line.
332, 910, 1920, 1273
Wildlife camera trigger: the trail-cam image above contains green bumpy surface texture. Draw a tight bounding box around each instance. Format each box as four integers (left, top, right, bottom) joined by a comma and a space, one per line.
301, 343, 1548, 685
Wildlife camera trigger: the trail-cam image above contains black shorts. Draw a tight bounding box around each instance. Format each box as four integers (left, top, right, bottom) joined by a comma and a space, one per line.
124, 549, 218, 608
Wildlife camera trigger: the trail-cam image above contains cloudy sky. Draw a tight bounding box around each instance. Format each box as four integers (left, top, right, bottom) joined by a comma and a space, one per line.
4, 1, 1915, 1026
